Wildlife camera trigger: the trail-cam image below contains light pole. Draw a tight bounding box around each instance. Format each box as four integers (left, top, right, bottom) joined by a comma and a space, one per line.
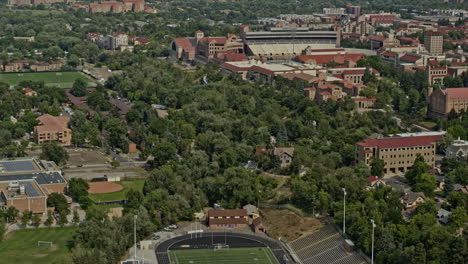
342, 188, 346, 235
134, 215, 138, 260
371, 219, 376, 264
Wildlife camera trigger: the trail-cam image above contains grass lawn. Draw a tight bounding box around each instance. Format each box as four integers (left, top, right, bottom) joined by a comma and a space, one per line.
0, 226, 76, 264
0, 72, 94, 88
169, 248, 280, 264
89, 179, 145, 203
418, 121, 437, 129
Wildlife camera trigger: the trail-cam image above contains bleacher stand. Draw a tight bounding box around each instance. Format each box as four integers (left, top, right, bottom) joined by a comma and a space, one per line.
289, 225, 367, 264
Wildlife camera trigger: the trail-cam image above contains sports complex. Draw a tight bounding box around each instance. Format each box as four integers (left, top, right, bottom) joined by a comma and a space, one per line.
155, 232, 291, 264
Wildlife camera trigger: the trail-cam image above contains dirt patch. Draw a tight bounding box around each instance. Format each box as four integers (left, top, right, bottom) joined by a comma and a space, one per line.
88, 181, 123, 194
108, 207, 124, 219
261, 209, 324, 242
67, 149, 109, 166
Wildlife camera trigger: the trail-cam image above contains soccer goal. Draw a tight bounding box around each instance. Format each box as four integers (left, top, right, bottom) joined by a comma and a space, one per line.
37, 241, 53, 247
213, 244, 230, 251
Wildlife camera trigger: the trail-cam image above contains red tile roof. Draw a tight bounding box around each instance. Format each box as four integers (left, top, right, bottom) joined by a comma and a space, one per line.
400, 54, 422, 62
199, 37, 227, 45
382, 51, 397, 57
223, 53, 247, 62
356, 135, 442, 149
296, 53, 364, 65
366, 176, 382, 182
208, 209, 247, 217
173, 38, 196, 52
442, 88, 468, 99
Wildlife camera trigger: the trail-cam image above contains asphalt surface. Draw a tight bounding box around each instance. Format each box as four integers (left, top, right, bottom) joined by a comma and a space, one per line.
155, 232, 291, 264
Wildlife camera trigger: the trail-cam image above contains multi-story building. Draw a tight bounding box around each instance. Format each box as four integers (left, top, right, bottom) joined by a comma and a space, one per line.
428, 87, 468, 119
346, 4, 361, 17
34, 114, 72, 145
427, 64, 448, 86
89, 0, 145, 13
322, 7, 345, 15
8, 0, 74, 6
171, 30, 245, 62
356, 135, 442, 175
424, 31, 443, 55
0, 158, 67, 214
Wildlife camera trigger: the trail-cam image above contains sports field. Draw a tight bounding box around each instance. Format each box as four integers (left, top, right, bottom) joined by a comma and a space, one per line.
168, 247, 280, 264
0, 226, 76, 264
88, 179, 145, 202
0, 71, 94, 88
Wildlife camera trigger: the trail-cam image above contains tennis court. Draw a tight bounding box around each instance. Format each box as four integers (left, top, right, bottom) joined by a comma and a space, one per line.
168, 247, 280, 264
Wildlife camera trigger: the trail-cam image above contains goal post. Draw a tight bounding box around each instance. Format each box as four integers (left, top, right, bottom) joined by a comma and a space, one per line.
213, 244, 229, 251
37, 241, 53, 247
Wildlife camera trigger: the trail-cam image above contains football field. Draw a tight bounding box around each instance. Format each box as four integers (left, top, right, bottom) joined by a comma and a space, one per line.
0, 71, 94, 88
168, 247, 280, 264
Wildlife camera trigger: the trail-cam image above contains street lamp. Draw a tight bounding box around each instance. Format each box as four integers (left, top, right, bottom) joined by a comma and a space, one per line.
342, 188, 346, 235
371, 219, 376, 264
134, 215, 138, 260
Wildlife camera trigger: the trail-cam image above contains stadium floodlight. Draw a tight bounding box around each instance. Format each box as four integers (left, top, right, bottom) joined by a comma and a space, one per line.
342, 188, 346, 235
371, 219, 376, 264
134, 215, 138, 260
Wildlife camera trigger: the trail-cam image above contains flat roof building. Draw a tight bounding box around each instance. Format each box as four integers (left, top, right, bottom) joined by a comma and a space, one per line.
207, 209, 248, 229
0, 158, 67, 214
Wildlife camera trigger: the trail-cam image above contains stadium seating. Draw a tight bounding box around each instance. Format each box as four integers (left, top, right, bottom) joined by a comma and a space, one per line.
289, 225, 367, 264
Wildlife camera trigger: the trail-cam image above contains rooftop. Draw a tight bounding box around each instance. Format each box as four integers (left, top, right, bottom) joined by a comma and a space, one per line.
0, 159, 40, 173
356, 135, 442, 149
208, 209, 248, 217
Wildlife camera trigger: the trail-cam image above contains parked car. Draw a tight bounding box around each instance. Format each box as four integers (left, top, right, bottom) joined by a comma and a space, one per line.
169, 224, 179, 229
164, 227, 172, 232
153, 235, 161, 240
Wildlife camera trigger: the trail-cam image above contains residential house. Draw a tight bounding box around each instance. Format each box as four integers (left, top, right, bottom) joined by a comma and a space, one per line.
273, 147, 295, 168
437, 208, 451, 224
401, 192, 426, 211
365, 176, 386, 190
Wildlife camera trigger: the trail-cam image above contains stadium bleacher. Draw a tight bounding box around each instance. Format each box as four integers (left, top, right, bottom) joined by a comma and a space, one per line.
289, 225, 367, 264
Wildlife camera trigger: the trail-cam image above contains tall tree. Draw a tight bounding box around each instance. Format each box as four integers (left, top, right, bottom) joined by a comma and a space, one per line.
40, 142, 69, 165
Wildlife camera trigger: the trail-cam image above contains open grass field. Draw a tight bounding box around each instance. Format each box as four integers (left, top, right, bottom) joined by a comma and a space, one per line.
168, 247, 280, 264
88, 179, 145, 202
0, 71, 94, 88
0, 226, 76, 264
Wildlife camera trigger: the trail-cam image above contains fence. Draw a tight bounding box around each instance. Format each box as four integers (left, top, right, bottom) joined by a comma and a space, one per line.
95, 200, 128, 205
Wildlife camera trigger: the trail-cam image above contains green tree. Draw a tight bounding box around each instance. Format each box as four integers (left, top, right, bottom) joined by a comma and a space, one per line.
58, 211, 68, 227
0, 218, 5, 242
72, 78, 88, 97
67, 178, 89, 201
405, 155, 429, 185
21, 210, 32, 226
40, 142, 69, 165
6, 207, 19, 223
47, 192, 70, 215
413, 173, 437, 197
73, 209, 80, 225
32, 213, 41, 227
44, 210, 54, 227
448, 206, 467, 229
370, 157, 385, 178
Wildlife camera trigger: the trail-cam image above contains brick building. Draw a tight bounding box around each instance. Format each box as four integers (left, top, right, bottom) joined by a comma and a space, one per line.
89, 0, 145, 13
0, 158, 67, 214
34, 114, 72, 145
355, 135, 442, 175
428, 87, 468, 119
207, 209, 249, 229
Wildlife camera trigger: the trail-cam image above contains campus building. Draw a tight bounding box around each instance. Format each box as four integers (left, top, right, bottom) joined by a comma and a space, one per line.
424, 32, 443, 55
0, 158, 67, 214
34, 114, 72, 145
355, 135, 442, 175
207, 209, 249, 229
428, 87, 468, 119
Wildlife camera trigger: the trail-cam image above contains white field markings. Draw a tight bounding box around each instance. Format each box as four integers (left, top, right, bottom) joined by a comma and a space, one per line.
262, 247, 275, 264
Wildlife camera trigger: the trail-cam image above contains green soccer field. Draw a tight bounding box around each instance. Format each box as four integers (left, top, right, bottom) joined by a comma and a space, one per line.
168, 247, 280, 264
0, 226, 77, 264
0, 71, 94, 88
